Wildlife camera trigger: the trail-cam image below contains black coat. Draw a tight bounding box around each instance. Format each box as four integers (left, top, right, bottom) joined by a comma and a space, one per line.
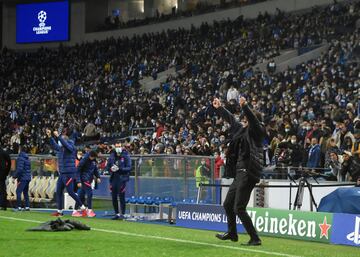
216, 104, 265, 182
0, 148, 11, 180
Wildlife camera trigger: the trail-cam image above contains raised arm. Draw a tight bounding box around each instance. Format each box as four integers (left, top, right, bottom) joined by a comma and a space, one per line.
240, 97, 265, 140
58, 136, 75, 152
212, 97, 242, 132
49, 137, 61, 151
46, 129, 61, 151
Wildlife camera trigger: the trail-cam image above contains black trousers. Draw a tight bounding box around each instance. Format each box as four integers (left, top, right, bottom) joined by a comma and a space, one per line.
223, 170, 260, 241
0, 179, 7, 208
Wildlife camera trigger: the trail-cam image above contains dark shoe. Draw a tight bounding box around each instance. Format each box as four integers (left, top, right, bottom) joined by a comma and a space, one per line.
241, 239, 262, 246
215, 232, 238, 242
0, 207, 7, 211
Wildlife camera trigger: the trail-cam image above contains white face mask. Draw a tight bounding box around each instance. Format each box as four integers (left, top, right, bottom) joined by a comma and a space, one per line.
291, 140, 296, 144
176, 148, 181, 153
115, 147, 122, 154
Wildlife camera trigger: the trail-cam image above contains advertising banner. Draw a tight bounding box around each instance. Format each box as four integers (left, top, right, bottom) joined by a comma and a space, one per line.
176, 204, 333, 243
331, 213, 360, 247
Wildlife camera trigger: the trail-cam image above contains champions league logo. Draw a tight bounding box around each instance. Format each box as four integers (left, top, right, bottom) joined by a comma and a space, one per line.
33, 10, 52, 35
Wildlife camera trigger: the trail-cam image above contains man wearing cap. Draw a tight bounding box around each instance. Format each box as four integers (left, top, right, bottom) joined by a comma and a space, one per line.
212, 97, 265, 246
46, 128, 86, 217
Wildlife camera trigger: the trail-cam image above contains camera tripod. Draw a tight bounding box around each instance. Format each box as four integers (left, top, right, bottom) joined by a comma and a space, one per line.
292, 175, 318, 211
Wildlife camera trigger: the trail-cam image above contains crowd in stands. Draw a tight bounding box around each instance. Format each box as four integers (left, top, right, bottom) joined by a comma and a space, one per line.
103, 0, 265, 31
1, 2, 360, 181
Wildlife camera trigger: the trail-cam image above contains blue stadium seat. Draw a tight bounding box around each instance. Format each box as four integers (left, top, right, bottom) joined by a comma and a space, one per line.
128, 195, 138, 204
144, 196, 154, 205
137, 195, 145, 204
161, 196, 174, 204
153, 196, 162, 205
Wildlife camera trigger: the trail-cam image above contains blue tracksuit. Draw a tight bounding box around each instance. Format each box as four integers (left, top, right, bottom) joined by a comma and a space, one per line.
76, 153, 100, 209
106, 150, 131, 215
14, 151, 31, 208
49, 136, 83, 210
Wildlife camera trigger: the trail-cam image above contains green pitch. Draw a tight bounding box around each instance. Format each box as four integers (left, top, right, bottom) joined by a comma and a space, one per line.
0, 211, 358, 257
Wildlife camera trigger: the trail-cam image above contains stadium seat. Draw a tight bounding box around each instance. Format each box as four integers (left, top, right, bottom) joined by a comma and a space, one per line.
137, 195, 145, 204
128, 195, 138, 204
144, 196, 154, 205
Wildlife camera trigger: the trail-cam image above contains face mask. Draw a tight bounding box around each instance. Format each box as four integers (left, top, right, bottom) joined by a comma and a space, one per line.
306, 126, 312, 130
201, 161, 206, 165
291, 139, 296, 144
285, 129, 290, 132
176, 148, 181, 153
115, 147, 122, 154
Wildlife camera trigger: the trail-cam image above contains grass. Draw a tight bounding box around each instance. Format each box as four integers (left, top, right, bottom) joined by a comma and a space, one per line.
0, 211, 359, 257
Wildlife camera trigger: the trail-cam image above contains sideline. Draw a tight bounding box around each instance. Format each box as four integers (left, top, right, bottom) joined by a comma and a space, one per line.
0, 215, 302, 257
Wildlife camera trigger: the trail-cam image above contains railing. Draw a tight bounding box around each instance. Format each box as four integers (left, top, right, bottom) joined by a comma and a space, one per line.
131, 127, 155, 136
9, 154, 217, 204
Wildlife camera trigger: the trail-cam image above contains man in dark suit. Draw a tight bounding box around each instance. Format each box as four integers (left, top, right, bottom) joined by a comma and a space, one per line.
0, 147, 11, 210
213, 97, 265, 246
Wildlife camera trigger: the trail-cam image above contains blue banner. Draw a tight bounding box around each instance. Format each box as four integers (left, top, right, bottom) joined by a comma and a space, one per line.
176, 204, 246, 233
16, 1, 69, 43
331, 213, 360, 247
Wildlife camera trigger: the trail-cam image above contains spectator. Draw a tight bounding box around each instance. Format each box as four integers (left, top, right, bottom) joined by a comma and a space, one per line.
307, 138, 321, 168
324, 151, 341, 181
341, 151, 360, 182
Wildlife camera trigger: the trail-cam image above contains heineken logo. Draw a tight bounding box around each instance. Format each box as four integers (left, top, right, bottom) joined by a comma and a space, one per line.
247, 211, 331, 240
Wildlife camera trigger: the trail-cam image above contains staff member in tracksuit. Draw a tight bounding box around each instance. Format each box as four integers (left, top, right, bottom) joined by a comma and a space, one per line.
213, 97, 265, 246
75, 150, 101, 217
0, 147, 11, 210
46, 128, 86, 217
106, 143, 131, 220
14, 146, 32, 211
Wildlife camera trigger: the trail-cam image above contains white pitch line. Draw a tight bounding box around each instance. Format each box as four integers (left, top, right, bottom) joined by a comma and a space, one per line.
0, 215, 302, 257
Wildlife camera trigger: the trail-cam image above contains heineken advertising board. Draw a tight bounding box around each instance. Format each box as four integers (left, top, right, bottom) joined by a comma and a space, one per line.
176, 204, 332, 243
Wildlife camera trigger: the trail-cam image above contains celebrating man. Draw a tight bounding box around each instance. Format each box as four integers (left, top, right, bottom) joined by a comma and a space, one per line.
213, 97, 265, 246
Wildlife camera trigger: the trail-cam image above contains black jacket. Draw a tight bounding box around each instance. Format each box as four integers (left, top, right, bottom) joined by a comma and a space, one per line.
216, 104, 265, 182
0, 148, 11, 180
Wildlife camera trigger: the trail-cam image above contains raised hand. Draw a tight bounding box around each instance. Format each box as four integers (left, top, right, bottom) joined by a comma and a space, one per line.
212, 98, 221, 109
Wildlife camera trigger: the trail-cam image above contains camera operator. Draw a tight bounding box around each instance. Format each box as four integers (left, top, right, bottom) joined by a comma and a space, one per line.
341, 151, 360, 182
323, 151, 341, 181
278, 135, 304, 167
